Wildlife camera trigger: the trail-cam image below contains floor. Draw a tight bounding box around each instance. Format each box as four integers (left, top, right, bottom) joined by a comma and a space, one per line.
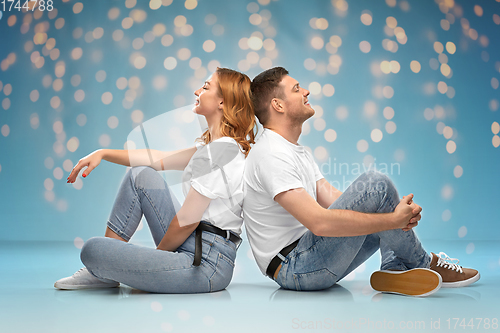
1, 239, 498, 333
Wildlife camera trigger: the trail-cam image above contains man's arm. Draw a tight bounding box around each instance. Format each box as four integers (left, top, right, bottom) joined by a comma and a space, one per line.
316, 178, 343, 208
275, 189, 421, 237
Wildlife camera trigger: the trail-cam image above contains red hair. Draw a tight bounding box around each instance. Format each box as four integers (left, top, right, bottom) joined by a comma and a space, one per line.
198, 67, 256, 156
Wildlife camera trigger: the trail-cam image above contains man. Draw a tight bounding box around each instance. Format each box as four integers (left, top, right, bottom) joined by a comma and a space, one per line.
243, 67, 479, 296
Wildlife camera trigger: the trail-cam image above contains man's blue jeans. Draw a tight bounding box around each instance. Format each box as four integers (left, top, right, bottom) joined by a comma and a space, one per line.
275, 170, 432, 291
80, 166, 237, 293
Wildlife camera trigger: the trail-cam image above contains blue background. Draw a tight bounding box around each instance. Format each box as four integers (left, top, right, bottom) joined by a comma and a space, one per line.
1, 1, 500, 333
1, 1, 499, 247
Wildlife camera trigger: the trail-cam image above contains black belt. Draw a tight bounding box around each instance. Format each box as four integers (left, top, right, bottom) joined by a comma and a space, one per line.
266, 238, 300, 278
193, 222, 242, 266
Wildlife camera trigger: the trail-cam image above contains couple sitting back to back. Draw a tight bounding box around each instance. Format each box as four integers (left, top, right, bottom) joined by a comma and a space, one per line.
56, 67, 479, 297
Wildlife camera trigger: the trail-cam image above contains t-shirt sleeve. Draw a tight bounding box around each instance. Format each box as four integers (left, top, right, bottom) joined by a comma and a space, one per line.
190, 173, 222, 199
257, 153, 305, 199
195, 141, 205, 150
312, 159, 324, 182
189, 141, 241, 200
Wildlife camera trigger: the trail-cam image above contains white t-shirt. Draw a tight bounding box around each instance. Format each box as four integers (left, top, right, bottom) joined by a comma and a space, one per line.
243, 129, 324, 274
182, 136, 245, 235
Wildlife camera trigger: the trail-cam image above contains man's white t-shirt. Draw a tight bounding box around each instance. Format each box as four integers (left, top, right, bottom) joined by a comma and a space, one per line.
243, 129, 324, 274
182, 136, 245, 235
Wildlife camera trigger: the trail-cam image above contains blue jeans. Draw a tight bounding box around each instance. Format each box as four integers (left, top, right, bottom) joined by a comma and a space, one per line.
80, 166, 237, 293
275, 170, 432, 291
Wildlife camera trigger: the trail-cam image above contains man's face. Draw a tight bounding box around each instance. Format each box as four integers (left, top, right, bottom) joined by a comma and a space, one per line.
278, 75, 315, 123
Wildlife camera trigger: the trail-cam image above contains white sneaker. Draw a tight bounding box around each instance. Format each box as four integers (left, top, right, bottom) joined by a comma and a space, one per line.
54, 268, 120, 290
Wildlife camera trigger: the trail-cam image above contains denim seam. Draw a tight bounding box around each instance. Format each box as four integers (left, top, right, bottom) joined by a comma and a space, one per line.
135, 186, 167, 236
201, 239, 213, 246
277, 259, 288, 285
106, 220, 131, 242
292, 268, 337, 291
208, 253, 221, 291
109, 190, 138, 240
213, 236, 237, 251
91, 265, 196, 273
376, 187, 397, 213
349, 188, 392, 213
293, 240, 315, 255
350, 190, 374, 210
218, 252, 235, 267
293, 273, 301, 291
124, 185, 139, 231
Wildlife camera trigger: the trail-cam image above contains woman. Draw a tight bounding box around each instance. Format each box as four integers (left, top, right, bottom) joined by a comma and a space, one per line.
54, 68, 256, 293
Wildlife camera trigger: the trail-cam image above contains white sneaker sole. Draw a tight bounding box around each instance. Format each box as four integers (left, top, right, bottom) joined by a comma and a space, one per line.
370, 268, 442, 297
442, 272, 480, 288
54, 281, 120, 290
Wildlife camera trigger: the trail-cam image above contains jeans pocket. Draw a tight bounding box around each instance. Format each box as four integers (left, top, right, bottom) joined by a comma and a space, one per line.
293, 268, 337, 291
209, 253, 234, 292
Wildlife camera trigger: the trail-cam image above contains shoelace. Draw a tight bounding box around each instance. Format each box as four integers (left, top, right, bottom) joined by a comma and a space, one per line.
73, 268, 87, 277
436, 252, 463, 273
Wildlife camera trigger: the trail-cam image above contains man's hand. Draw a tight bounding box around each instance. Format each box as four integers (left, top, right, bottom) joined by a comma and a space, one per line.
402, 194, 422, 231
393, 193, 422, 231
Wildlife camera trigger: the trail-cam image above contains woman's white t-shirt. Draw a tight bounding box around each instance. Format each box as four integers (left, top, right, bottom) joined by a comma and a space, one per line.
181, 136, 245, 235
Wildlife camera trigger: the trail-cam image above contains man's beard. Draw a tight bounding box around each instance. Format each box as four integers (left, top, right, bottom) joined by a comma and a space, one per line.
289, 106, 315, 125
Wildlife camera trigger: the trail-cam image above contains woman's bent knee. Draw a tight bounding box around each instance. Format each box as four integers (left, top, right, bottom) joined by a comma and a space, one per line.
132, 166, 166, 190
80, 237, 107, 268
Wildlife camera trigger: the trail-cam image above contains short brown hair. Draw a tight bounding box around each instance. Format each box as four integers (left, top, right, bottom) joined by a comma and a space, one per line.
250, 67, 289, 125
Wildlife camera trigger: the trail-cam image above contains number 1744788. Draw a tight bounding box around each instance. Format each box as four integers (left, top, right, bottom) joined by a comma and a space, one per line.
1, 0, 54, 12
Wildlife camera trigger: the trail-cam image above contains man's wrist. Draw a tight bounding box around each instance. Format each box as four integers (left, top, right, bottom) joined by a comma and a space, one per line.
383, 212, 397, 230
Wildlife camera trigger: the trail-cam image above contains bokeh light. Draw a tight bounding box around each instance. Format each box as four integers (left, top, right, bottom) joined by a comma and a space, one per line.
370, 129, 383, 143
0, 0, 498, 286
383, 107, 394, 120
360, 11, 373, 26
359, 41, 371, 53
410, 60, 421, 73
324, 129, 337, 142
357, 140, 369, 153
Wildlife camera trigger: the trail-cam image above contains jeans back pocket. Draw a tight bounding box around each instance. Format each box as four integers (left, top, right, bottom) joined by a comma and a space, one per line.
293, 268, 337, 291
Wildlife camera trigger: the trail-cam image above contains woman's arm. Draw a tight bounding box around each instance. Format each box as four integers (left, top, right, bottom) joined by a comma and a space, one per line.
157, 186, 212, 252
105, 147, 197, 171
67, 147, 197, 183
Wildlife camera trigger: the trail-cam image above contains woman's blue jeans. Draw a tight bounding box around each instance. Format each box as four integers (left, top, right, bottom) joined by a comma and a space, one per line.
80, 166, 237, 293
275, 170, 432, 291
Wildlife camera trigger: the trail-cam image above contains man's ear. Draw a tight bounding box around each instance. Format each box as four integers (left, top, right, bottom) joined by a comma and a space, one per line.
271, 98, 284, 113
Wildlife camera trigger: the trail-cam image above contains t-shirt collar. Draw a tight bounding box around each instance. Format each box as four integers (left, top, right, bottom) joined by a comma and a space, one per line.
264, 128, 304, 152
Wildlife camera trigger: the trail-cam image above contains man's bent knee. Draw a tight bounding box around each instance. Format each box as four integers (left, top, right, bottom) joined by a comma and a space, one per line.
354, 170, 395, 194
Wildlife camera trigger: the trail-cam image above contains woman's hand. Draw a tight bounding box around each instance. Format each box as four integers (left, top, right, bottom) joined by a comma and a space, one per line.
67, 149, 104, 183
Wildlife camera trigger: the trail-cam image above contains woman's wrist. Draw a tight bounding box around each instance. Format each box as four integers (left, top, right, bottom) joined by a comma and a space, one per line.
97, 148, 108, 160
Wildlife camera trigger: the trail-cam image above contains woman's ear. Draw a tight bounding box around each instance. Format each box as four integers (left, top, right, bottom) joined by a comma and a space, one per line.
218, 99, 224, 110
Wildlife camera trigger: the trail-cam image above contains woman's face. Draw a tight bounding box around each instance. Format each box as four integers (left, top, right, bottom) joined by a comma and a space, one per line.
193, 72, 223, 117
